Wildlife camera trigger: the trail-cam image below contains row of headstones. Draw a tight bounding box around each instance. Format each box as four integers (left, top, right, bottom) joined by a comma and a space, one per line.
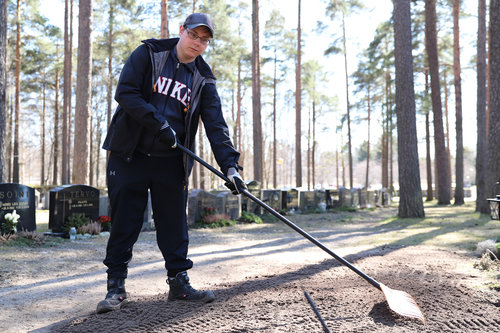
186, 187, 392, 225
0, 183, 105, 234
0, 182, 391, 234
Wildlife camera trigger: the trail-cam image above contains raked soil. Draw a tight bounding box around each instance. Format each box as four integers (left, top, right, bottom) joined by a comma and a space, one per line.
1, 205, 499, 332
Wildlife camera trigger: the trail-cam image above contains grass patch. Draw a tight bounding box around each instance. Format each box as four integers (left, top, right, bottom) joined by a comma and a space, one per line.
352, 201, 499, 251
238, 211, 263, 224
191, 219, 237, 229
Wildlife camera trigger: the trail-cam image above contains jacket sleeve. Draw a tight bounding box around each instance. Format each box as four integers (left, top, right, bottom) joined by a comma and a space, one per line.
199, 82, 241, 175
114, 44, 166, 134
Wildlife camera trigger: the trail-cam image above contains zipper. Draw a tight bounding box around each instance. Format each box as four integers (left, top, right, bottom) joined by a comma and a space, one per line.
146, 61, 181, 156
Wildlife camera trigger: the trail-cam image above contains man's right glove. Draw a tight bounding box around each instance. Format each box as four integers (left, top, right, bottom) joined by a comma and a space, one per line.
158, 125, 178, 148
225, 167, 247, 195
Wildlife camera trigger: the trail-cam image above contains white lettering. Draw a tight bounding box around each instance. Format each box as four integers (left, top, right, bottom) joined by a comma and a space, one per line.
170, 81, 187, 101
154, 77, 167, 93
180, 88, 191, 106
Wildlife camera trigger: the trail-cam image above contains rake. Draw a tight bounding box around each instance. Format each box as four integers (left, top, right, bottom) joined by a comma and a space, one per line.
177, 143, 425, 323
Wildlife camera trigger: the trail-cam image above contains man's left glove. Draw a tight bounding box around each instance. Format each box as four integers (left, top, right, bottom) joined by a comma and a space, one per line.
225, 167, 247, 195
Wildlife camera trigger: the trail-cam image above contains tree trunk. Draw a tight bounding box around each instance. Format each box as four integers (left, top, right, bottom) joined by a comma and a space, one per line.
0, 0, 6, 182
53, 68, 60, 184
72, 0, 93, 184
106, 0, 114, 169
307, 105, 311, 190
476, 0, 488, 212
199, 121, 205, 190
365, 93, 371, 190
273, 55, 277, 188
312, 100, 316, 188
486, 0, 500, 203
41, 80, 46, 185
453, 0, 464, 205
62, 0, 73, 184
252, 0, 263, 182
443, 70, 452, 195
161, 0, 169, 39
342, 13, 353, 189
393, 0, 425, 217
89, 116, 94, 185
13, 0, 21, 183
95, 115, 102, 187
295, 0, 302, 187
425, 0, 450, 204
424, 70, 433, 200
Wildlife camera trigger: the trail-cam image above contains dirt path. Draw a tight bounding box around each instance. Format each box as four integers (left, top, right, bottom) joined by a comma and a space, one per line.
1, 205, 499, 332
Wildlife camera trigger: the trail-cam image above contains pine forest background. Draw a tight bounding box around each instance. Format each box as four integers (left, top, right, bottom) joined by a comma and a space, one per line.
0, 0, 499, 217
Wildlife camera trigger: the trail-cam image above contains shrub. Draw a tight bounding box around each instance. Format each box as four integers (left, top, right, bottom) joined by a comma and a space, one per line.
61, 213, 91, 237
238, 211, 263, 224
192, 212, 236, 229
78, 221, 103, 235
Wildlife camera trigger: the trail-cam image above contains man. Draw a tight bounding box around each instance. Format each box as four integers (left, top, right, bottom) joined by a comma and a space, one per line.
97, 13, 247, 314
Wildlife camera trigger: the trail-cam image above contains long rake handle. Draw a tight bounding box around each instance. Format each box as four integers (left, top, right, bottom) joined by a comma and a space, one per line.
178, 143, 381, 290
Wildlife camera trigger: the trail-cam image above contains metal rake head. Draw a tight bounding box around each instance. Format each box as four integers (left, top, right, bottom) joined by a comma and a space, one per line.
379, 283, 425, 323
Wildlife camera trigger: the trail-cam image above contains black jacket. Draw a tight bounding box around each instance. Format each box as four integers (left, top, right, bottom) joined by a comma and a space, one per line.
103, 38, 240, 183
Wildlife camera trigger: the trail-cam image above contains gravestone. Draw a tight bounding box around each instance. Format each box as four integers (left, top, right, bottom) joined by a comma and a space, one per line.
49, 185, 100, 233
187, 189, 218, 225
0, 183, 36, 232
340, 188, 352, 207
366, 191, 376, 208
216, 191, 241, 220
352, 189, 360, 208
299, 191, 320, 211
325, 189, 340, 209
262, 190, 281, 211
242, 181, 262, 214
287, 188, 300, 210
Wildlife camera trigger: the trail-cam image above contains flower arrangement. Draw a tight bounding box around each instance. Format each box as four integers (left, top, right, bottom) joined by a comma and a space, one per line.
97, 215, 112, 231
1, 210, 20, 235
198, 207, 235, 228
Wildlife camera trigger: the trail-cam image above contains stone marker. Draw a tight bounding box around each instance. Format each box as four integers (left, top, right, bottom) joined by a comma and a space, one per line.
287, 188, 300, 211
242, 180, 262, 214
0, 183, 36, 232
262, 190, 281, 211
49, 185, 100, 233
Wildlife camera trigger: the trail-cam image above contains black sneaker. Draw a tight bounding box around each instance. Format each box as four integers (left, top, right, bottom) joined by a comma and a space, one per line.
96, 278, 129, 314
167, 271, 215, 303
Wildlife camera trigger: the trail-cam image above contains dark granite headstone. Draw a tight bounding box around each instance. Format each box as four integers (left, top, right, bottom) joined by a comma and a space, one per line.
340, 188, 352, 207
299, 191, 319, 211
49, 185, 100, 233
262, 190, 281, 211
287, 188, 299, 210
216, 191, 241, 220
187, 189, 218, 225
0, 183, 36, 232
325, 189, 340, 209
242, 180, 262, 214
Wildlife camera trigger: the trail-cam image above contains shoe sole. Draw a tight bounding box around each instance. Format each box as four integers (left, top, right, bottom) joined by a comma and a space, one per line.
96, 299, 129, 314
168, 291, 215, 303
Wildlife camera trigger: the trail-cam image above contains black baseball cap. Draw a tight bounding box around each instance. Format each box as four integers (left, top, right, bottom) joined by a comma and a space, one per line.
183, 13, 214, 37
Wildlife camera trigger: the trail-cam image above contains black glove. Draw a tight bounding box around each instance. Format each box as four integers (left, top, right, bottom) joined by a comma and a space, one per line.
225, 167, 247, 195
158, 125, 178, 148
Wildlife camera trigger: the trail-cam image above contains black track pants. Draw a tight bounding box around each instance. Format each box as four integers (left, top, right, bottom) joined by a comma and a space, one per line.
103, 152, 193, 279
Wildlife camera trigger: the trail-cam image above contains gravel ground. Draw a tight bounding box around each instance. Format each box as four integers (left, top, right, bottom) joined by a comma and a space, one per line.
0, 205, 499, 332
